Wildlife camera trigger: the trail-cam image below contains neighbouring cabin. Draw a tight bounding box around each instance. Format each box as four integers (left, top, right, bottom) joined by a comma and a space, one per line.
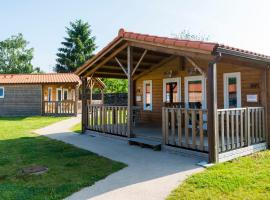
0, 73, 81, 116
76, 28, 270, 163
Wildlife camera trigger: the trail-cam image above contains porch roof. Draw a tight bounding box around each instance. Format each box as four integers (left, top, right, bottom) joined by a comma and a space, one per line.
76, 29, 270, 78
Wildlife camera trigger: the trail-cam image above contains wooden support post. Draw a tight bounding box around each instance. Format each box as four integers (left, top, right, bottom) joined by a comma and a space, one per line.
264, 67, 269, 145
101, 90, 105, 105
207, 62, 219, 163
81, 77, 88, 133
127, 46, 134, 138
74, 84, 79, 116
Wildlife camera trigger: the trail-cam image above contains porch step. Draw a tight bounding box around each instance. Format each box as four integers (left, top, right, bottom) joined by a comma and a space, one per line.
128, 137, 162, 151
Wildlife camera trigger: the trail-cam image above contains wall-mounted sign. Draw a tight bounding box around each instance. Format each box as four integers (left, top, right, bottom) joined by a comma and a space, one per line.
136, 95, 142, 102
247, 94, 258, 102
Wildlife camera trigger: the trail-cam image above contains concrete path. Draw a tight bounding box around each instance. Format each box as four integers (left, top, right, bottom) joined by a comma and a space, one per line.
34, 117, 205, 200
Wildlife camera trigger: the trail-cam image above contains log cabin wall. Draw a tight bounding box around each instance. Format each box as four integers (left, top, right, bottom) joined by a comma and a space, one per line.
135, 57, 265, 125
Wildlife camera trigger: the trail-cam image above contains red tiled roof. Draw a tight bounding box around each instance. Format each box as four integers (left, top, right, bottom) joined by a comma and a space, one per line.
0, 73, 81, 84
76, 28, 270, 75
118, 28, 217, 52
118, 29, 270, 59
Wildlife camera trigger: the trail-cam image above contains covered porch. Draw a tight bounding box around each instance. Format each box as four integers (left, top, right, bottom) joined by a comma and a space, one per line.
76, 29, 270, 163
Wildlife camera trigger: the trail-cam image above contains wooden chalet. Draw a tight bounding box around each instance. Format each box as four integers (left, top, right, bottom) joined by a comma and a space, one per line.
0, 73, 105, 116
76, 29, 270, 163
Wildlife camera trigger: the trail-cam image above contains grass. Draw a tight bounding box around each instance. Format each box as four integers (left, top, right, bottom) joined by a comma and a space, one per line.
167, 150, 270, 200
0, 116, 126, 200
70, 123, 81, 133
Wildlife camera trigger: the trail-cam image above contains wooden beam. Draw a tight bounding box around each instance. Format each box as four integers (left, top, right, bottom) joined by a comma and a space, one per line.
77, 38, 124, 76
133, 55, 175, 80
115, 57, 128, 76
127, 46, 134, 138
132, 49, 147, 76
74, 84, 79, 116
83, 43, 128, 78
129, 41, 214, 60
81, 78, 88, 133
207, 62, 219, 163
93, 74, 127, 79
185, 56, 206, 76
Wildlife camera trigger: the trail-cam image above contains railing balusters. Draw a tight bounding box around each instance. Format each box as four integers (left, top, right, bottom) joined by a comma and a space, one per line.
217, 107, 265, 153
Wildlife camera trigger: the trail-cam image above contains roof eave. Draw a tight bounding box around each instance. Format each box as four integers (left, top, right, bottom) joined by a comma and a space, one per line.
215, 47, 270, 64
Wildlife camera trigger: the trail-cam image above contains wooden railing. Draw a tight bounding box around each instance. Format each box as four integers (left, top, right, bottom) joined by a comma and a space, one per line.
87, 104, 128, 136
162, 107, 208, 152
43, 101, 76, 115
217, 107, 265, 153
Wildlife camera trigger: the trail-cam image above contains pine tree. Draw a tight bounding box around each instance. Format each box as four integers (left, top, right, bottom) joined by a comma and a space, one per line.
54, 20, 96, 73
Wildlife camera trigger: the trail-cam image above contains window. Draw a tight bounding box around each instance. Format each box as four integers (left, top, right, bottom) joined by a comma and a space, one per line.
163, 78, 181, 103
224, 72, 241, 108
143, 80, 152, 111
185, 76, 206, 109
0, 87, 4, 98
63, 89, 68, 100
48, 87, 52, 102
56, 88, 62, 101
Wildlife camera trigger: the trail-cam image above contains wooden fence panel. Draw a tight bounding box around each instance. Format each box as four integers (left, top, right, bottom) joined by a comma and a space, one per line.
87, 104, 128, 137
162, 107, 208, 152
217, 107, 265, 153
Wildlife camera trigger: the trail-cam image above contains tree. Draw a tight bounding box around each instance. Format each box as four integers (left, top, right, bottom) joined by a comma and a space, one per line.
0, 33, 36, 74
171, 29, 210, 41
99, 78, 128, 93
54, 19, 96, 73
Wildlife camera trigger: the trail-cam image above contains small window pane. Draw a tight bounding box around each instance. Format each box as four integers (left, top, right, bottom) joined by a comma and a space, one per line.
0, 88, 3, 97
165, 82, 178, 103
188, 80, 202, 103
228, 77, 237, 108
63, 91, 68, 100
57, 90, 62, 101
145, 83, 151, 108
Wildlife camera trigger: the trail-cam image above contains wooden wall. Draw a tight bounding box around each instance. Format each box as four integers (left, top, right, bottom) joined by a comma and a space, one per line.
134, 57, 265, 124
43, 83, 78, 101
0, 84, 42, 116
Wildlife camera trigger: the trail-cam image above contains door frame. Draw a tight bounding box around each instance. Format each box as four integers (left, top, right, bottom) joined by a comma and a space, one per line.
162, 77, 181, 103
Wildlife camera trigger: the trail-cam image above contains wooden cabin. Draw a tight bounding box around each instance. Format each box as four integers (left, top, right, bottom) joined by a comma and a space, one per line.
0, 73, 105, 116
76, 29, 270, 163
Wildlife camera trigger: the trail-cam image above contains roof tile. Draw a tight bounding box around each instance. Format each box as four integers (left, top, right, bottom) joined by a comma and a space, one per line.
0, 73, 81, 84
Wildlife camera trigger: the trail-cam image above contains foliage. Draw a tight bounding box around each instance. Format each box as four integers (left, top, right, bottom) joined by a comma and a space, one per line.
101, 78, 128, 93
0, 116, 126, 200
0, 33, 39, 74
167, 151, 270, 200
171, 29, 210, 41
54, 19, 96, 73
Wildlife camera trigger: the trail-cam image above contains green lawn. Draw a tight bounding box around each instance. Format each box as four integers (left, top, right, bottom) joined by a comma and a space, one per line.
0, 116, 126, 200
71, 123, 81, 133
168, 150, 270, 200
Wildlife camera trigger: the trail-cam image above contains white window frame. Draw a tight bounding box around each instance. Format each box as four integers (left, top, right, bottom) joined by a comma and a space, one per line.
47, 87, 52, 102
143, 80, 152, 111
0, 86, 4, 98
184, 75, 207, 109
163, 77, 181, 103
63, 89, 69, 100
56, 88, 62, 101
71, 89, 75, 101
224, 72, 241, 108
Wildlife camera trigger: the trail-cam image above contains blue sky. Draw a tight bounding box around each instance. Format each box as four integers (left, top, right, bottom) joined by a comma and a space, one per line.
1, 0, 270, 72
